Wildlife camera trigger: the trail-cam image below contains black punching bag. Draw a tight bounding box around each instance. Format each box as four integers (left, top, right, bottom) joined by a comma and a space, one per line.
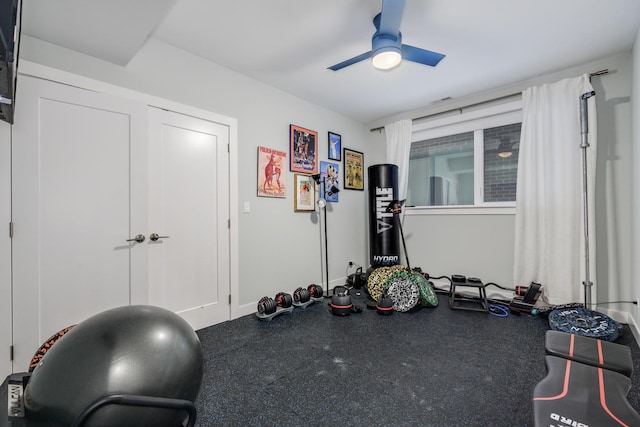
368, 164, 400, 266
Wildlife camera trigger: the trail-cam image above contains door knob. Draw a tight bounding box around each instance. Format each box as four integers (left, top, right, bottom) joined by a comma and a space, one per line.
150, 233, 170, 242
126, 234, 145, 243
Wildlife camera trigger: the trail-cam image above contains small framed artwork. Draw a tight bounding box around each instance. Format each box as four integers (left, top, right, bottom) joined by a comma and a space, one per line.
257, 146, 286, 198
328, 132, 341, 161
293, 174, 315, 212
343, 148, 364, 191
290, 124, 318, 174
320, 161, 340, 203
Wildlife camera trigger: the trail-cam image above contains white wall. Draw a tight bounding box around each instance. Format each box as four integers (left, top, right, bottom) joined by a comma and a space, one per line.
592, 54, 633, 312
631, 28, 640, 330
7, 34, 638, 327
368, 53, 637, 316
16, 35, 372, 311
0, 121, 11, 375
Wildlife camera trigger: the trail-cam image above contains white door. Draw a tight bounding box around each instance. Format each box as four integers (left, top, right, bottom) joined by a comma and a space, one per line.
11, 76, 148, 371
1, 122, 12, 377
147, 107, 230, 330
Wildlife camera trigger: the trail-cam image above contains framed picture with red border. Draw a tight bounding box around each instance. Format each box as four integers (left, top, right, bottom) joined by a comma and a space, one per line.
257, 146, 286, 198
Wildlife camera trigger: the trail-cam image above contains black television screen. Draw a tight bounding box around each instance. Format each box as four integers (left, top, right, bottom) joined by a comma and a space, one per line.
0, 0, 19, 124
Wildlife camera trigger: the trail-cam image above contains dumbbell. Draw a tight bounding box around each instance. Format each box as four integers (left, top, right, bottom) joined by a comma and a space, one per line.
307, 284, 324, 298
275, 292, 293, 308
293, 287, 311, 303
257, 296, 277, 315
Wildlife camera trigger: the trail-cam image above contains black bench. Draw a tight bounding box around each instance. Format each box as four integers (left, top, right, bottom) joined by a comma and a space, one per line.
545, 330, 633, 377
533, 355, 640, 427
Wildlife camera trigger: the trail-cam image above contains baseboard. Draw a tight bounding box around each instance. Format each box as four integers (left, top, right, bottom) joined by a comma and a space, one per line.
627, 314, 640, 344
234, 276, 348, 321
598, 307, 640, 343
235, 302, 257, 319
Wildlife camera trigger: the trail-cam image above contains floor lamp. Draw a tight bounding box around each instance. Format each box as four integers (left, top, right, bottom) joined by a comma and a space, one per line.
311, 173, 339, 297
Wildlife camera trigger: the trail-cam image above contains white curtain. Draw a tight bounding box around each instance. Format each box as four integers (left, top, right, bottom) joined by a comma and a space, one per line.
385, 119, 412, 200
513, 74, 597, 305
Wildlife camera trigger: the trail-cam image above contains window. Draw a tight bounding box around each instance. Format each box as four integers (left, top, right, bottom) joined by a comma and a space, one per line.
407, 100, 522, 210
483, 123, 521, 203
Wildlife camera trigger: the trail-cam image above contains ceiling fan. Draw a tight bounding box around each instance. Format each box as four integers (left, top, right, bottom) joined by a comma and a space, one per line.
328, 0, 445, 71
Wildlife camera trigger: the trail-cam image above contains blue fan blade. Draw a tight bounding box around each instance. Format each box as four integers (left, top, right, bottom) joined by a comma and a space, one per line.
379, 0, 405, 34
401, 44, 445, 67
327, 51, 373, 71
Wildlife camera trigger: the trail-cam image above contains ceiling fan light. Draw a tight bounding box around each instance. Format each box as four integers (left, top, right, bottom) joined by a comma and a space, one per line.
372, 50, 401, 70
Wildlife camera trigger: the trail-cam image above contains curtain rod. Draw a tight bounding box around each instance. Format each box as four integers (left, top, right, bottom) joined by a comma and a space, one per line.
370, 69, 609, 132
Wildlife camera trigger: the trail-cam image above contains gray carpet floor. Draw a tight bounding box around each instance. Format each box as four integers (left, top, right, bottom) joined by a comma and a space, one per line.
194, 293, 640, 426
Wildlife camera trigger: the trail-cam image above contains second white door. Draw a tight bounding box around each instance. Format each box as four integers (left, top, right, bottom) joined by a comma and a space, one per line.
148, 107, 230, 330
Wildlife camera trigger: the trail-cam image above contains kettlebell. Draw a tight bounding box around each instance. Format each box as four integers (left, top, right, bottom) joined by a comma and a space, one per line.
376, 294, 394, 315
330, 286, 353, 316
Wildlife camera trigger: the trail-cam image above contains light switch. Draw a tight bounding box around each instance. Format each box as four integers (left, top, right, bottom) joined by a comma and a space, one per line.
243, 201, 250, 213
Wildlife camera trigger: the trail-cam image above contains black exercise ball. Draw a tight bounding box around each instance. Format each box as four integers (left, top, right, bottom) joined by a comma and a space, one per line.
24, 305, 204, 427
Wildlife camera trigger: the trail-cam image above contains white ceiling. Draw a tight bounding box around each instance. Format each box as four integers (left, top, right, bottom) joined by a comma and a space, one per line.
21, 0, 640, 123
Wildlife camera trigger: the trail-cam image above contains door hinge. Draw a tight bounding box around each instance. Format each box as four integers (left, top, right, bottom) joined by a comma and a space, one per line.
228, 294, 231, 304
9, 222, 13, 238
228, 219, 230, 229
10, 345, 14, 361
227, 143, 230, 153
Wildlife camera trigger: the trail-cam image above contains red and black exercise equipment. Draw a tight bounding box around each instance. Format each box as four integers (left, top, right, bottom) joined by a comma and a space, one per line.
533, 331, 639, 427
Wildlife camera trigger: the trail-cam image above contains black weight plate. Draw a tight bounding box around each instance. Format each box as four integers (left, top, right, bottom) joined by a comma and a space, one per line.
275, 292, 292, 308
293, 287, 303, 302
281, 293, 293, 308
294, 287, 310, 303
265, 297, 277, 314
548, 308, 621, 342
257, 296, 269, 314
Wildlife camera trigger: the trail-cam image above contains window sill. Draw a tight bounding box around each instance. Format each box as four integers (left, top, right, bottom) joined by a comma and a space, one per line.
405, 205, 515, 215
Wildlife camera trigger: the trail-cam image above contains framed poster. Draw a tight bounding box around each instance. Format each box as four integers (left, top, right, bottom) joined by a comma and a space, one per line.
320, 161, 339, 203
328, 132, 341, 161
290, 124, 318, 174
257, 146, 286, 198
344, 148, 364, 190
293, 174, 315, 211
